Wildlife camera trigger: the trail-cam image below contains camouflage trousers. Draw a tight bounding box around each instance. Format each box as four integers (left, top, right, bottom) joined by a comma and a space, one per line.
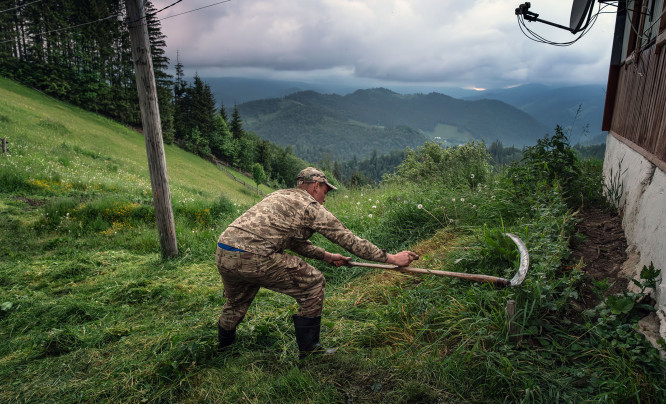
215, 249, 326, 331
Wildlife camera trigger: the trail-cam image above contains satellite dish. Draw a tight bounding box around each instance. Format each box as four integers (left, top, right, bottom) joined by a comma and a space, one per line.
570, 0, 594, 33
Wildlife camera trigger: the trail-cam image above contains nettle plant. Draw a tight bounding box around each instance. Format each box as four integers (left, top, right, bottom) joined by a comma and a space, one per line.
585, 263, 663, 358
508, 126, 585, 208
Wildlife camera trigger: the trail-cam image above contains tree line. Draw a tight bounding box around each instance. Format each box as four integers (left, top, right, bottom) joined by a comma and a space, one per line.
321, 139, 606, 188
0, 0, 308, 187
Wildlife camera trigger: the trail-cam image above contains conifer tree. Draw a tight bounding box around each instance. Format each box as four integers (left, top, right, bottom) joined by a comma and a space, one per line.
219, 103, 229, 123
230, 105, 243, 140
191, 74, 217, 138
173, 53, 189, 142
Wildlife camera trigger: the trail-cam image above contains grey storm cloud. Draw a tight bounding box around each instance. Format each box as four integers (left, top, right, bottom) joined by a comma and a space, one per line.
153, 0, 617, 89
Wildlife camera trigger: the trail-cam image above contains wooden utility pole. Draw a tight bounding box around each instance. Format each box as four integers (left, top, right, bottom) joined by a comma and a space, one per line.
1, 138, 6, 154
125, 0, 178, 258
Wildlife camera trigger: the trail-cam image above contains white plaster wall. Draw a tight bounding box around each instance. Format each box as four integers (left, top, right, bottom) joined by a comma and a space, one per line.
604, 134, 666, 310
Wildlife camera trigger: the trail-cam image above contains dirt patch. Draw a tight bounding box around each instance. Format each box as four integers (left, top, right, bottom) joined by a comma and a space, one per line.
17, 196, 46, 207
569, 207, 629, 308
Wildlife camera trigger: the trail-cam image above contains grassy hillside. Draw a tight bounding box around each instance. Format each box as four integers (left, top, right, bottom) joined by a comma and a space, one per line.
0, 77, 272, 205
1, 78, 664, 402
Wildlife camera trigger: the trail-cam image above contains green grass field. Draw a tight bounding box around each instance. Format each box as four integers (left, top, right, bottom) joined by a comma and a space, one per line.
1, 77, 664, 403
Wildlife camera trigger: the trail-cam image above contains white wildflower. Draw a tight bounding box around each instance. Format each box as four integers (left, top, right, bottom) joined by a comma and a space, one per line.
368, 214, 373, 218
372, 205, 376, 209
460, 198, 465, 202
417, 204, 423, 209
470, 174, 475, 179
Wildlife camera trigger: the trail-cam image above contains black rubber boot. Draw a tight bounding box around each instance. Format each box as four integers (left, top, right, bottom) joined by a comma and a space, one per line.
292, 314, 338, 360
218, 324, 237, 351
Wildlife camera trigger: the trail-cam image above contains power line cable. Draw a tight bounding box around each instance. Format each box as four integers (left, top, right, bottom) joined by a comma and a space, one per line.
0, 0, 232, 45
160, 0, 231, 20
0, 0, 46, 14
0, 12, 122, 44
128, 0, 185, 24
154, 0, 184, 15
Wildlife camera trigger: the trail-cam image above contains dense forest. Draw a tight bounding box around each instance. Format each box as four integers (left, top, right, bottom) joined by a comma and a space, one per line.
0, 0, 309, 187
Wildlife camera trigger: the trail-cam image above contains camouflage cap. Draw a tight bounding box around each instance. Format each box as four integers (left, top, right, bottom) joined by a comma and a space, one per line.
296, 167, 338, 190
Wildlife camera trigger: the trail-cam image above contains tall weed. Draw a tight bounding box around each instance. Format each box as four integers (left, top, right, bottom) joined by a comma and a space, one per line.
386, 141, 492, 189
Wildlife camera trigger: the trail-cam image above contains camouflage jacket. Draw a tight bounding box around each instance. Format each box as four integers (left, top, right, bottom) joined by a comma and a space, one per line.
218, 188, 388, 262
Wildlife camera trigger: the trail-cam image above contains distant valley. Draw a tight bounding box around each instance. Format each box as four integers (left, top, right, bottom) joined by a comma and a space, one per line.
201, 77, 607, 161
236, 88, 548, 161
463, 83, 607, 145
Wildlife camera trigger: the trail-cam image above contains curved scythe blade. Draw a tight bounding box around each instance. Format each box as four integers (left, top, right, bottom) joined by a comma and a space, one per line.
505, 233, 530, 287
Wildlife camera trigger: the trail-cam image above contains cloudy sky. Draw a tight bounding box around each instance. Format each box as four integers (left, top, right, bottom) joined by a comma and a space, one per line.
151, 0, 618, 91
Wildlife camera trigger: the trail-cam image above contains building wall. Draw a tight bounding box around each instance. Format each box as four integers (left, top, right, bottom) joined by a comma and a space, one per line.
604, 133, 666, 310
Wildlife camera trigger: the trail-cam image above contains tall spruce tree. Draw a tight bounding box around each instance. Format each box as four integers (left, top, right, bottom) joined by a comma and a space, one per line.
190, 74, 217, 138
230, 105, 243, 140
219, 103, 229, 123
173, 52, 188, 141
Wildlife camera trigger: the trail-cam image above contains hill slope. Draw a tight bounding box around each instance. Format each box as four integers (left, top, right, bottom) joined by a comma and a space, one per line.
0, 77, 270, 205
1, 77, 662, 403
464, 83, 606, 141
238, 88, 548, 161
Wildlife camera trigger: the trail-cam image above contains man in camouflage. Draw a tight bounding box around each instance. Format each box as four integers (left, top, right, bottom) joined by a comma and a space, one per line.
216, 167, 418, 358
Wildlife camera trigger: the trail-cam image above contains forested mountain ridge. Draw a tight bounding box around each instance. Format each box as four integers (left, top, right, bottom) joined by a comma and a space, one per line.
239, 93, 428, 161
463, 83, 606, 139
238, 88, 549, 161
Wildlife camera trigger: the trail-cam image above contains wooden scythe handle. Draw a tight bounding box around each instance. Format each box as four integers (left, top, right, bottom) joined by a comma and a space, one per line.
347, 261, 510, 287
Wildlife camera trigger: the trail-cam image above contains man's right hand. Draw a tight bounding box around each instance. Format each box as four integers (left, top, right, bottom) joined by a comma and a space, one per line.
387, 251, 419, 267
324, 252, 351, 267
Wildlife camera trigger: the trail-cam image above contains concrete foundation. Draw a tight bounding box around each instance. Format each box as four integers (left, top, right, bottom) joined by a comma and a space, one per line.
604, 132, 666, 350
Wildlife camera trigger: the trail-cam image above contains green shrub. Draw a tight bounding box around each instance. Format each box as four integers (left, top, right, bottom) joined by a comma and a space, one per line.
210, 194, 236, 218
387, 141, 492, 189
507, 125, 601, 209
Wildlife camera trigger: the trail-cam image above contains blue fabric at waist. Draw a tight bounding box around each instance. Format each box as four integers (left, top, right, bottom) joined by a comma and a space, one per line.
217, 243, 246, 252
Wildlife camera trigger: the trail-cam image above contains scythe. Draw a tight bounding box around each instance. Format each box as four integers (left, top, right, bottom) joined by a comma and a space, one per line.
348, 233, 529, 288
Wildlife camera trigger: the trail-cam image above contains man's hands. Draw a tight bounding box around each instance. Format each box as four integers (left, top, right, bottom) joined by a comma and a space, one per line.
387, 251, 419, 267
323, 252, 351, 267
324, 250, 418, 268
